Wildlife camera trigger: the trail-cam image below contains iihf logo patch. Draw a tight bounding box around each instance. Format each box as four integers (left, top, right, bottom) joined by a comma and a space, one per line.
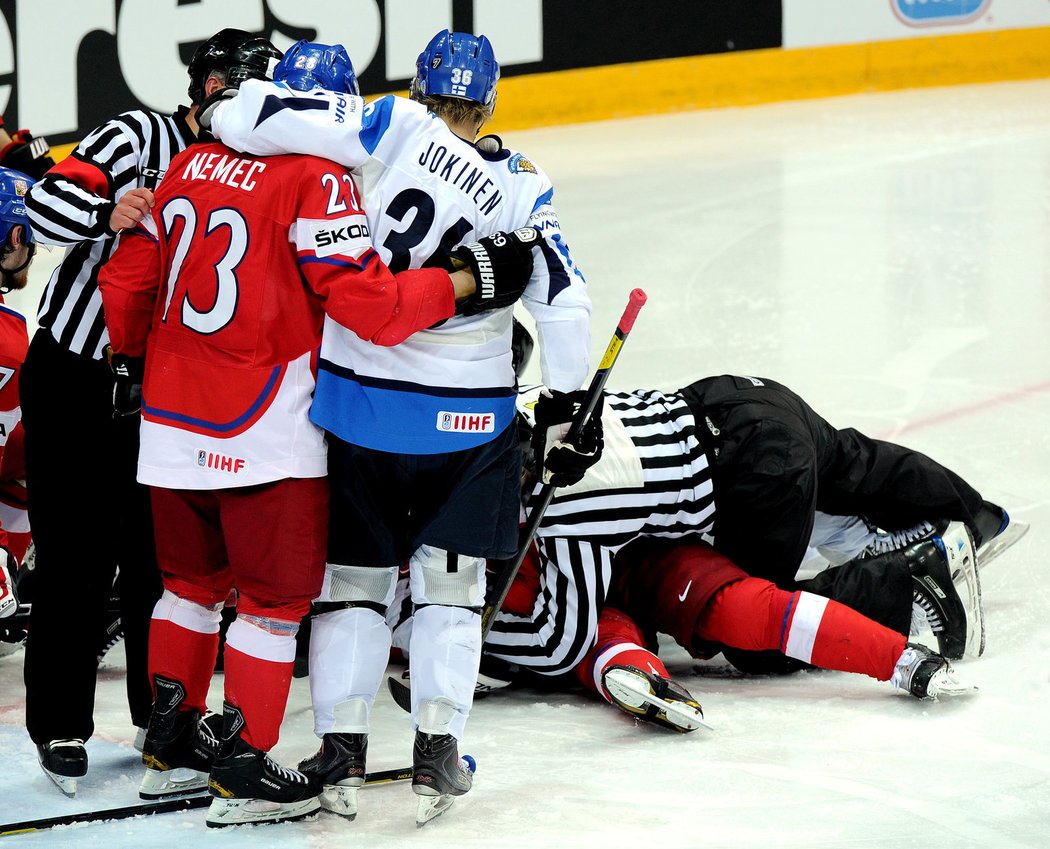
197, 450, 207, 467
436, 411, 495, 433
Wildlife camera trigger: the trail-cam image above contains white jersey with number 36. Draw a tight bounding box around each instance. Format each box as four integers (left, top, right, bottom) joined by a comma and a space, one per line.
213, 82, 591, 454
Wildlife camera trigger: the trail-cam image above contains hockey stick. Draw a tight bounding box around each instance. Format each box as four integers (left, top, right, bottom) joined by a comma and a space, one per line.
482, 288, 648, 637
0, 765, 414, 836
388, 289, 648, 713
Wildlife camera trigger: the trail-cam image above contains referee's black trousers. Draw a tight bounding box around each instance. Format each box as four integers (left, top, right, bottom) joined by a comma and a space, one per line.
680, 374, 985, 588
20, 330, 161, 744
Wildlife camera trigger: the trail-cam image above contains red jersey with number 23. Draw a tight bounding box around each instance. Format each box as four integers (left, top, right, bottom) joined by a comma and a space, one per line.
99, 141, 455, 490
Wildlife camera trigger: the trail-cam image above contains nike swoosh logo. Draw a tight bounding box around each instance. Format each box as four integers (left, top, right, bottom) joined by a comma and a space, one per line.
678, 580, 693, 602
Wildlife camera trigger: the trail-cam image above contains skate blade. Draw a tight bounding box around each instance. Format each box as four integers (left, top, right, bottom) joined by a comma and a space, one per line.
205, 796, 321, 828
416, 793, 455, 826
319, 783, 359, 819
603, 668, 713, 732
927, 672, 978, 701
976, 520, 1030, 567
39, 767, 78, 798
139, 766, 209, 800
944, 524, 986, 659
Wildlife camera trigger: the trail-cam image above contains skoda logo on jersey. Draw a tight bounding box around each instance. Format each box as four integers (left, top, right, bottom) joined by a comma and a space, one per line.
891, 0, 990, 26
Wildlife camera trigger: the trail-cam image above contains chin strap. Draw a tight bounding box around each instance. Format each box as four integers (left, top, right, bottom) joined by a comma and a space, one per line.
0, 242, 34, 293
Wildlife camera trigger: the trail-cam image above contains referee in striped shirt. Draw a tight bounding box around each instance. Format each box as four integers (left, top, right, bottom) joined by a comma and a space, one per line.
19, 28, 280, 792
485, 332, 996, 680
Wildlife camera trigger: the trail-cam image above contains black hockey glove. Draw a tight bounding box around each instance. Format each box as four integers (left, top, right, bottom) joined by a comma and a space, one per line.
0, 130, 55, 180
0, 546, 17, 620
451, 227, 540, 316
197, 87, 238, 133
531, 389, 604, 487
107, 349, 145, 418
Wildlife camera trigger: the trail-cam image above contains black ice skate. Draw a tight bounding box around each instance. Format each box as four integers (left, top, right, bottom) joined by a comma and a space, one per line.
909, 522, 983, 660
863, 519, 943, 558
972, 501, 1029, 567
205, 703, 321, 828
891, 643, 975, 700
601, 665, 711, 733
298, 732, 367, 818
412, 732, 474, 826
36, 738, 87, 798
139, 675, 221, 800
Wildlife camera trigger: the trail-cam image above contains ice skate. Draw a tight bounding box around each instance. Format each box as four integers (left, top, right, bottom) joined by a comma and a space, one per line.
412, 698, 473, 827
412, 732, 474, 826
863, 519, 941, 557
205, 704, 321, 828
907, 524, 982, 660
601, 665, 712, 732
37, 739, 87, 798
891, 643, 976, 700
298, 732, 367, 818
973, 502, 1029, 567
139, 676, 221, 800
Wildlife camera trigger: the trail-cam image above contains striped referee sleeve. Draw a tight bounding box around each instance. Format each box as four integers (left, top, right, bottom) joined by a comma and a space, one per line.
485, 389, 717, 676
26, 109, 192, 360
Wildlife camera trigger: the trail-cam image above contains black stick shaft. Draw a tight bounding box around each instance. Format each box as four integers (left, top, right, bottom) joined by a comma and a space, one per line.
480, 288, 648, 638
0, 766, 414, 836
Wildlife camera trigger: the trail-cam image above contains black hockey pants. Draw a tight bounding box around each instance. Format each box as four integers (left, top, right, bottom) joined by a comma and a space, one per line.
20, 331, 161, 744
679, 374, 985, 588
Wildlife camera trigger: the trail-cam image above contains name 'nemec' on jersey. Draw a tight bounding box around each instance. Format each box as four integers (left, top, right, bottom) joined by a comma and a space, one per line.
417, 141, 503, 214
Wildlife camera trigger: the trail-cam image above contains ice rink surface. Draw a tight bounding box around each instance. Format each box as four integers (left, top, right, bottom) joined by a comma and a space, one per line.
2, 78, 1050, 848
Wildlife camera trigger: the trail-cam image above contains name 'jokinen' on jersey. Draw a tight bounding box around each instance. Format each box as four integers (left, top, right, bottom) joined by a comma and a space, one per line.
212, 81, 592, 455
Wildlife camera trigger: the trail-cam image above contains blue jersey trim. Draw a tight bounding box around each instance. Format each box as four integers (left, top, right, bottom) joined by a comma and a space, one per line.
299, 251, 374, 271
143, 364, 282, 434
318, 358, 514, 400
255, 93, 329, 130
0, 304, 26, 323
531, 187, 554, 215
311, 369, 517, 454
359, 96, 395, 155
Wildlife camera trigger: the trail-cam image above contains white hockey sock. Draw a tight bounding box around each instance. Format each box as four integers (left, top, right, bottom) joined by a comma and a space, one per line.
409, 605, 481, 740
309, 607, 391, 736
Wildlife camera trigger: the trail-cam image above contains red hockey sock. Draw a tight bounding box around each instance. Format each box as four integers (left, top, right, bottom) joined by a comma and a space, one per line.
222, 616, 296, 751
147, 591, 222, 714
576, 607, 669, 698
697, 578, 906, 681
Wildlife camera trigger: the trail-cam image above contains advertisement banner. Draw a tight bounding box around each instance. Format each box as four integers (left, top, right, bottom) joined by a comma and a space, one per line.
0, 0, 781, 146
784, 0, 1050, 48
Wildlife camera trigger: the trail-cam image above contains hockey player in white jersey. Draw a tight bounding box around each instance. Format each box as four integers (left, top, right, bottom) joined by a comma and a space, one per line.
207, 33, 592, 824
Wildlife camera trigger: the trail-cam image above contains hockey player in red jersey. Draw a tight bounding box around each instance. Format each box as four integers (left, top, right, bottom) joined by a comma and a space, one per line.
0, 167, 36, 633
578, 537, 974, 730
98, 51, 539, 826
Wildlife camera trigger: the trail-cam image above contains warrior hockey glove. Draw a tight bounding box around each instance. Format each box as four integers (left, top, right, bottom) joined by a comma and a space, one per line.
106, 349, 145, 418
0, 129, 55, 180
450, 227, 540, 316
532, 389, 604, 487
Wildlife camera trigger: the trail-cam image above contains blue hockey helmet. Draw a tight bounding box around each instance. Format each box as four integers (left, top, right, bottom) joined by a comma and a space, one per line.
411, 30, 499, 111
273, 40, 360, 96
0, 167, 34, 246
